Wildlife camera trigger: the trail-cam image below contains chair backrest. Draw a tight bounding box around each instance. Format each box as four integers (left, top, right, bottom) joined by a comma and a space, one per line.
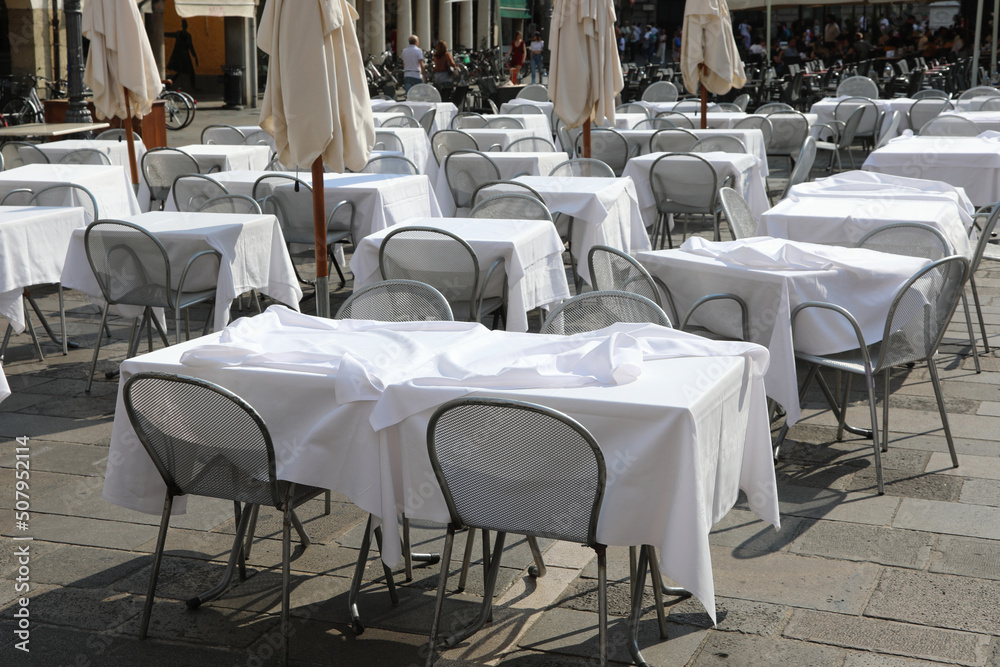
201, 124, 245, 145
451, 112, 489, 129
874, 110, 901, 149
548, 158, 615, 178
958, 85, 1000, 101
781, 135, 816, 198
1, 188, 33, 206
443, 149, 501, 209
142, 148, 200, 201
254, 174, 314, 244
540, 291, 671, 334
856, 222, 952, 260
385, 103, 415, 117
654, 110, 695, 128
616, 103, 650, 117
380, 115, 422, 128
641, 81, 678, 102
754, 102, 793, 114
765, 111, 810, 155
911, 89, 949, 100
241, 129, 272, 146
837, 75, 880, 98
834, 97, 880, 137
197, 193, 262, 214
373, 130, 405, 153
472, 179, 544, 206
1, 141, 48, 168
123, 373, 283, 508
919, 115, 981, 136
649, 127, 699, 153
907, 98, 953, 133
649, 153, 719, 216
691, 135, 747, 154
835, 106, 866, 148
506, 103, 546, 115
378, 226, 480, 320
361, 154, 420, 175
574, 128, 629, 176
334, 279, 454, 321
83, 219, 172, 307
733, 93, 751, 111
718, 187, 757, 239
516, 84, 549, 101
419, 108, 436, 135
171, 174, 228, 212
431, 129, 478, 163
587, 245, 661, 306
632, 117, 678, 130
408, 83, 442, 102
58, 148, 112, 165
29, 183, 99, 221
970, 202, 1000, 273
427, 396, 605, 545
95, 128, 143, 142
485, 117, 524, 129
979, 97, 1000, 111
734, 115, 774, 145
505, 136, 556, 152
470, 193, 552, 221
713, 102, 742, 112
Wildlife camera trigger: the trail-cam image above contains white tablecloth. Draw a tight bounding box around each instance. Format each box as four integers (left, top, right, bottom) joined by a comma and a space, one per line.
0, 361, 8, 404
233, 125, 277, 150
0, 163, 142, 219
462, 128, 539, 151
433, 151, 567, 215
60, 211, 302, 332
350, 216, 569, 332
104, 309, 779, 623
811, 96, 916, 134
606, 113, 647, 130
638, 237, 932, 425
513, 175, 649, 279
23, 138, 147, 168
940, 110, 1000, 132
616, 127, 768, 174
370, 100, 457, 134
622, 151, 770, 228
862, 133, 1000, 206
488, 113, 552, 137
0, 205, 88, 333
955, 96, 1000, 112
175, 144, 271, 173
372, 127, 437, 180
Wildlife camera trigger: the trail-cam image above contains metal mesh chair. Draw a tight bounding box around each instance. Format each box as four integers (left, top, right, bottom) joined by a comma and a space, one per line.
874, 110, 901, 150
122, 372, 325, 665
834, 97, 881, 144
836, 75, 880, 98
360, 155, 420, 175
196, 194, 262, 214
95, 128, 143, 142
979, 97, 1000, 111
142, 148, 200, 210
766, 111, 811, 172
505, 103, 546, 115
380, 115, 421, 128
29, 183, 99, 221
241, 129, 272, 146
733, 93, 751, 111
691, 135, 748, 153
505, 136, 556, 152
912, 89, 949, 99
485, 117, 524, 129
632, 117, 680, 130
516, 84, 549, 101
431, 129, 478, 163
718, 186, 757, 240
373, 130, 405, 153
442, 149, 501, 209
419, 109, 436, 135
201, 124, 245, 145
907, 98, 953, 134
958, 85, 1000, 102
540, 291, 671, 334
335, 279, 453, 321
641, 81, 679, 102
654, 110, 695, 128
470, 193, 552, 221
776, 135, 817, 200
649, 127, 699, 153
450, 112, 489, 129
378, 225, 506, 324
776, 256, 969, 495
617, 102, 650, 116
83, 220, 220, 391
587, 245, 665, 311
58, 148, 111, 165
649, 152, 722, 248
0, 188, 33, 205
967, 205, 1000, 365
171, 174, 228, 212
471, 180, 544, 206
1, 141, 48, 169
408, 83, 442, 101
385, 103, 415, 117
713, 102, 742, 112
754, 102, 794, 114
815, 106, 865, 172
574, 128, 632, 176
919, 115, 981, 136
548, 158, 615, 178
425, 397, 608, 667
734, 115, 774, 146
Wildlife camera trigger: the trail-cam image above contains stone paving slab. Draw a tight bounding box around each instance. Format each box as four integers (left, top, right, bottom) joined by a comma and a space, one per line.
788, 521, 934, 569
893, 498, 1000, 540
866, 568, 1000, 635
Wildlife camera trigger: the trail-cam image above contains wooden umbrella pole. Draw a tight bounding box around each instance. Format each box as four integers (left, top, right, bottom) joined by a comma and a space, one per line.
122, 88, 140, 194
583, 121, 591, 159
699, 71, 707, 130
311, 156, 330, 318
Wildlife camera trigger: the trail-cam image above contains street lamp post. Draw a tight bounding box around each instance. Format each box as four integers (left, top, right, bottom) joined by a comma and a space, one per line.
64, 0, 93, 123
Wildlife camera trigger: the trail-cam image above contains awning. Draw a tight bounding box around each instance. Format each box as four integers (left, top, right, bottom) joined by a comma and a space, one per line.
500, 0, 531, 19
174, 0, 256, 18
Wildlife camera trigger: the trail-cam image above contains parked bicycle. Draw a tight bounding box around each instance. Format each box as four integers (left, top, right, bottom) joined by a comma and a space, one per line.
159, 79, 196, 130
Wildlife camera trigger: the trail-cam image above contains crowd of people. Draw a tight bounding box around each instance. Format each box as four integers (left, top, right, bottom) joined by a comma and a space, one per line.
615, 21, 677, 65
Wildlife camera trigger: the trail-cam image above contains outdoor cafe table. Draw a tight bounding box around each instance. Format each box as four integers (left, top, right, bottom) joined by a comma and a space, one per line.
0, 163, 142, 218
862, 133, 1000, 206
637, 237, 932, 425
622, 151, 770, 229
616, 127, 768, 170
60, 211, 302, 333
940, 109, 1000, 132
512, 175, 649, 282
370, 99, 457, 134
350, 216, 569, 332
174, 144, 271, 173
433, 151, 567, 215
461, 127, 541, 151
0, 205, 88, 336
810, 96, 918, 134
103, 307, 781, 624
372, 126, 438, 180
20, 138, 147, 167
485, 113, 553, 137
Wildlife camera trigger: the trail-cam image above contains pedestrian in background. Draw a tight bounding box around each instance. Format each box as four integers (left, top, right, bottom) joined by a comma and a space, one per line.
509, 31, 526, 84
401, 34, 424, 93
529, 32, 545, 85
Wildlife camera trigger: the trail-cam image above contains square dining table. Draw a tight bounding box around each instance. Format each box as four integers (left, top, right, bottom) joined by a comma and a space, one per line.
0, 163, 142, 219
433, 151, 568, 215
60, 211, 302, 333
461, 128, 540, 151
350, 216, 569, 332
20, 138, 147, 168
372, 126, 438, 180
103, 308, 780, 625
616, 127, 768, 172
940, 109, 1000, 132
370, 99, 457, 134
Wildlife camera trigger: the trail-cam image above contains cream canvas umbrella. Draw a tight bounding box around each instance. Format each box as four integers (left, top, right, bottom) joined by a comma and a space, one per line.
258, 0, 374, 317
548, 0, 624, 157
83, 0, 162, 193
681, 0, 747, 129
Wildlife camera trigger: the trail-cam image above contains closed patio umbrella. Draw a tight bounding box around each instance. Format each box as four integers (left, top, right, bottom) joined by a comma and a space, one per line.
258, 0, 374, 317
681, 0, 747, 128
83, 0, 162, 193
548, 0, 624, 157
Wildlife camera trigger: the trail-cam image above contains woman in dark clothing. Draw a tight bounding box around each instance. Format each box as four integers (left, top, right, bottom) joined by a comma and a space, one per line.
509, 31, 526, 85
432, 40, 457, 96
166, 19, 199, 90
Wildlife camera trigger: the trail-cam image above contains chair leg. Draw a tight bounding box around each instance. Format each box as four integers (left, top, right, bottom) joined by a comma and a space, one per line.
882, 369, 892, 451
961, 291, 981, 373
243, 504, 260, 560
22, 301, 44, 362
401, 515, 441, 583
325, 489, 331, 515
970, 276, 990, 353
862, 368, 884, 495
596, 545, 608, 667
186, 502, 255, 609
289, 509, 311, 546
526, 536, 546, 578
644, 545, 669, 640
458, 527, 476, 592
627, 542, 651, 667
425, 526, 456, 667
372, 523, 399, 604
442, 530, 506, 648
139, 493, 174, 639
58, 285, 67, 355
349, 515, 374, 635
836, 372, 853, 442
234, 502, 247, 581
773, 364, 820, 454
86, 303, 111, 393
0, 323, 13, 361
928, 358, 960, 468
281, 499, 293, 667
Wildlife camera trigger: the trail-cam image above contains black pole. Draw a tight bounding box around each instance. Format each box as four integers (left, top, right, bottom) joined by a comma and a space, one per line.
64, 0, 93, 123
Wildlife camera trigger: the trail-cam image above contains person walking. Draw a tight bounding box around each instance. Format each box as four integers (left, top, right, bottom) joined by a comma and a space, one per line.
432, 40, 457, 97
509, 31, 526, 85
529, 32, 545, 84
165, 19, 199, 91
401, 34, 425, 93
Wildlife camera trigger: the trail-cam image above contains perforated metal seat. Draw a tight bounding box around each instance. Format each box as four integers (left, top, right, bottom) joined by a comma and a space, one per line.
633, 117, 680, 131
836, 75, 879, 98
919, 115, 981, 136
505, 103, 546, 115
734, 115, 774, 145
587, 245, 665, 310
58, 148, 112, 165
540, 291, 670, 335
616, 102, 650, 116
29, 183, 99, 221
172, 174, 228, 212
641, 81, 678, 102
142, 148, 200, 210
1, 141, 48, 169
419, 109, 436, 135
373, 130, 405, 153
95, 128, 143, 142
573, 128, 632, 176
649, 127, 698, 153
408, 83, 442, 102
649, 152, 723, 247
201, 124, 245, 145
380, 115, 421, 128
360, 155, 420, 175
450, 112, 489, 129
907, 98, 953, 134
241, 130, 272, 146
335, 279, 453, 321
471, 180, 544, 206
718, 187, 757, 240
654, 110, 694, 128
442, 149, 501, 209
516, 84, 549, 101
431, 129, 478, 164
196, 194, 262, 214
505, 136, 556, 152
485, 117, 524, 129
548, 158, 615, 178
470, 193, 552, 220
385, 103, 415, 117
691, 135, 748, 153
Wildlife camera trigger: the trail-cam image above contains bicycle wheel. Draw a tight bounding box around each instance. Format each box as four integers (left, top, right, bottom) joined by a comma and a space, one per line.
2, 98, 40, 125
176, 91, 196, 129
161, 91, 191, 130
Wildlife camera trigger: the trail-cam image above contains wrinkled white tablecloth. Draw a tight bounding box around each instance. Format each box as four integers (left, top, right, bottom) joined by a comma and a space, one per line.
0, 163, 141, 219
371, 127, 438, 181
616, 127, 768, 174
23, 138, 147, 168
350, 216, 569, 332
940, 109, 1000, 132
370, 99, 457, 134
104, 306, 779, 624
462, 128, 543, 152
638, 237, 932, 425
433, 151, 567, 215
